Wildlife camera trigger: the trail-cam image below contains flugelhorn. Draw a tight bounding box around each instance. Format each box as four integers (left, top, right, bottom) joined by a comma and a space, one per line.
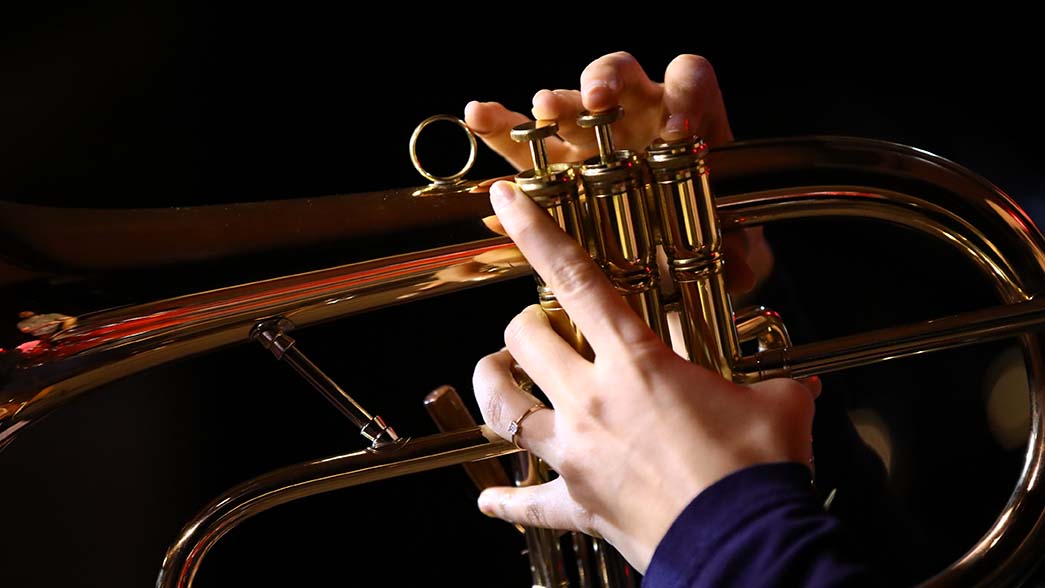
2, 106, 1045, 587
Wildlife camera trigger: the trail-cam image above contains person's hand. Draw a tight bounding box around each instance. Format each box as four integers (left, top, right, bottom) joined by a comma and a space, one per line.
464, 51, 732, 168
464, 51, 772, 296
472, 180, 819, 573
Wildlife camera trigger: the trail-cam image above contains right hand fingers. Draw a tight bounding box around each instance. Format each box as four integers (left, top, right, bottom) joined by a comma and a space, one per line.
463, 100, 533, 171
502, 305, 590, 403
489, 180, 664, 361
661, 54, 733, 145
524, 53, 664, 158
464, 100, 597, 172
531, 52, 732, 155
467, 52, 732, 172
472, 347, 557, 457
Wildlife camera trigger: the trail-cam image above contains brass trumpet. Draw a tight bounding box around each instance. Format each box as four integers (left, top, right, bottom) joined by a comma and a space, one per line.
3, 107, 1045, 587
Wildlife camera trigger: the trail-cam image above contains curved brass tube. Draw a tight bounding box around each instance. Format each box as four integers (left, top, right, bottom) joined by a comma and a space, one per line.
154, 426, 520, 588
3, 136, 1045, 587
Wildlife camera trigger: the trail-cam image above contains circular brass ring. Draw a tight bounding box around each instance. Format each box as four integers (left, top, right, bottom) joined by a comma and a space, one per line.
409, 115, 477, 184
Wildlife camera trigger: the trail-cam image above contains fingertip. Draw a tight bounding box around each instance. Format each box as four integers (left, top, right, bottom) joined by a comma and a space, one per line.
478, 489, 499, 517
464, 100, 493, 135
799, 376, 823, 400
663, 54, 733, 146
581, 80, 618, 112
664, 54, 713, 88
580, 63, 621, 112
531, 89, 557, 120
489, 180, 520, 210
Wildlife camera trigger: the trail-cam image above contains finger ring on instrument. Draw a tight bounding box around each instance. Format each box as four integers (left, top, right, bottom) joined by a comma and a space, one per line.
508, 402, 547, 448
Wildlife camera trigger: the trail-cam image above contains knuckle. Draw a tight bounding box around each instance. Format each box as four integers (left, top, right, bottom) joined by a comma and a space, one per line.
760, 378, 816, 423
552, 439, 596, 481
572, 504, 599, 536
546, 255, 600, 299
606, 50, 638, 67
503, 304, 543, 347
523, 497, 548, 528
583, 51, 636, 79
471, 354, 504, 426
471, 354, 495, 392
665, 54, 715, 95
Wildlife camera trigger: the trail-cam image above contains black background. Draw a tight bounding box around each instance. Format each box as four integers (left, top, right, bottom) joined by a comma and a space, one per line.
2, 5, 1044, 588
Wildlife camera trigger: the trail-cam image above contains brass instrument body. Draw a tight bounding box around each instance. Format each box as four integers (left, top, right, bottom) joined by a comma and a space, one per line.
2, 137, 1045, 586
517, 163, 593, 357
647, 137, 740, 376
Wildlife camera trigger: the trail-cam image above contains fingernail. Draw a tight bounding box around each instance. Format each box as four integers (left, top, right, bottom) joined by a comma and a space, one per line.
531, 89, 554, 106
464, 101, 493, 134
478, 490, 497, 517
665, 113, 691, 137
490, 181, 517, 208
581, 77, 619, 100
531, 90, 556, 120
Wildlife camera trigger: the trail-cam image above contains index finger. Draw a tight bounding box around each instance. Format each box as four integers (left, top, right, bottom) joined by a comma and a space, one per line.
489, 180, 662, 359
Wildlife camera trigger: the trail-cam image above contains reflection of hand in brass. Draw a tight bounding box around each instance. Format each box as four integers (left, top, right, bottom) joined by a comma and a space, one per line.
466, 51, 773, 298
427, 244, 526, 285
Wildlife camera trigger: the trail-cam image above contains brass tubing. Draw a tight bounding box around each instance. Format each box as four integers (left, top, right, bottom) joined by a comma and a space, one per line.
155, 426, 519, 588
1, 238, 528, 445
423, 385, 515, 492
711, 183, 1045, 587
736, 296, 1045, 381
514, 452, 571, 588
517, 165, 596, 360
647, 138, 738, 378
735, 306, 791, 353
582, 159, 669, 344
135, 146, 1045, 587
5, 138, 1045, 588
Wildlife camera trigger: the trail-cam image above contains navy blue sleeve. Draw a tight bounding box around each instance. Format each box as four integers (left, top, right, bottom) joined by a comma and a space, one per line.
642, 462, 881, 588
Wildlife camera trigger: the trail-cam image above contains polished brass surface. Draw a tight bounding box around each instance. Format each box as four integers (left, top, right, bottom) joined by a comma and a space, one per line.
647, 135, 738, 377
409, 114, 478, 185
153, 426, 520, 588
4, 134, 1045, 588
581, 146, 668, 345
577, 106, 625, 166
424, 384, 515, 492
511, 119, 558, 175
0, 237, 528, 448
512, 120, 594, 358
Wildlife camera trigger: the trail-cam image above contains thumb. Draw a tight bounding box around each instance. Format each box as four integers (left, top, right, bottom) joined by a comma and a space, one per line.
478, 476, 580, 532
